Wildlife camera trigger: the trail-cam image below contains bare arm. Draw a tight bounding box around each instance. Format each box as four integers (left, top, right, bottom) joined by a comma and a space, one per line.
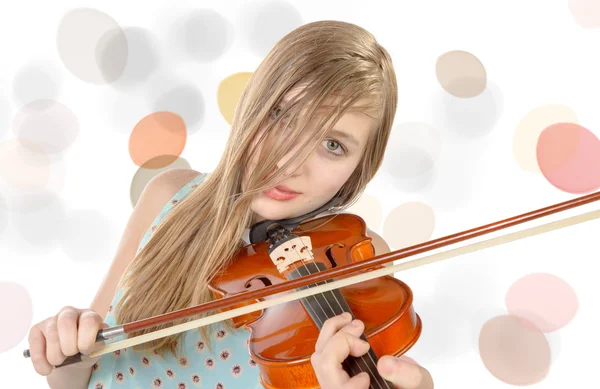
43, 169, 202, 389
88, 169, 202, 320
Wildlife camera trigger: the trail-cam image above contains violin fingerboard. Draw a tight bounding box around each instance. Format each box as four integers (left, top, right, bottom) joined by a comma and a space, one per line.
288, 263, 395, 389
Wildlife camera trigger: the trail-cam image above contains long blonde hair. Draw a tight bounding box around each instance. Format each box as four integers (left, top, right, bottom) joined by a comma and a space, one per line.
115, 20, 398, 358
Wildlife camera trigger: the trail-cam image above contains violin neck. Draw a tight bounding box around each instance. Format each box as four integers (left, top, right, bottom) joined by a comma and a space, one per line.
288, 263, 395, 389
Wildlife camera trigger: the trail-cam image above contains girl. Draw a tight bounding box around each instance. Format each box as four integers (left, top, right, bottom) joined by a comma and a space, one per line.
28, 20, 433, 389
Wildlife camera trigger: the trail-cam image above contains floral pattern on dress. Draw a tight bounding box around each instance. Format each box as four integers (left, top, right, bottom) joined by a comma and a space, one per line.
87, 173, 263, 389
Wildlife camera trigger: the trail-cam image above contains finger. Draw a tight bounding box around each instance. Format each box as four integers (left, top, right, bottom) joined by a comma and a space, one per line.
77, 311, 104, 354
315, 312, 353, 353
377, 356, 434, 389
44, 319, 66, 366
311, 320, 370, 388
343, 371, 371, 389
342, 320, 370, 357
311, 351, 349, 389
319, 324, 371, 370
28, 326, 52, 376
56, 308, 79, 356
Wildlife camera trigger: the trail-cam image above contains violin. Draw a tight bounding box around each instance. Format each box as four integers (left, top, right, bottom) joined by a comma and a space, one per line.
209, 212, 421, 388
23, 190, 600, 389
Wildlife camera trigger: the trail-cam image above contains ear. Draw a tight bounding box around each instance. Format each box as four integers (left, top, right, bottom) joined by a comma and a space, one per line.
366, 228, 392, 267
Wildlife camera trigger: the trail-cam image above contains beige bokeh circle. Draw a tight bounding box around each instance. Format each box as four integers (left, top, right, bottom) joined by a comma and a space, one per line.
569, 0, 600, 28
345, 193, 383, 232
436, 50, 487, 98
0, 139, 51, 191
383, 202, 435, 250
0, 140, 65, 213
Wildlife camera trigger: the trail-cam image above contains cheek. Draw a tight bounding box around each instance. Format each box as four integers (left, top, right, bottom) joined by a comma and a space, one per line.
310, 160, 357, 197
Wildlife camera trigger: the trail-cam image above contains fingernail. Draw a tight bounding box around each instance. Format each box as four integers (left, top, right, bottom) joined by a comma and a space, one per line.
378, 356, 396, 377
351, 319, 361, 327
344, 312, 352, 320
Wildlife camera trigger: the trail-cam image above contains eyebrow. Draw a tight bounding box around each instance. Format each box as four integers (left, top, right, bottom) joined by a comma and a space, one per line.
329, 129, 360, 147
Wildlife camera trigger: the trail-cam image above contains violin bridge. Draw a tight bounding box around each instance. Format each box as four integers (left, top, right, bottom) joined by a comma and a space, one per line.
269, 236, 313, 273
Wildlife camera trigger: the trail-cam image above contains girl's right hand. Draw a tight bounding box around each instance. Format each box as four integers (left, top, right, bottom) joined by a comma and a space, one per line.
27, 306, 109, 375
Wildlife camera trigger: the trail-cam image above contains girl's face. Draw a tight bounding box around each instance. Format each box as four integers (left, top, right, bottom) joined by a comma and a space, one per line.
247, 89, 376, 224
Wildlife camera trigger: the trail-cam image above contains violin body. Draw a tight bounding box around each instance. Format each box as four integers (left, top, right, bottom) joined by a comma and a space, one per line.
208, 213, 422, 389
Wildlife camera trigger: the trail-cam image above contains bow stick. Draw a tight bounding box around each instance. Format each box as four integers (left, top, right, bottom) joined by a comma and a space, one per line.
23, 190, 600, 367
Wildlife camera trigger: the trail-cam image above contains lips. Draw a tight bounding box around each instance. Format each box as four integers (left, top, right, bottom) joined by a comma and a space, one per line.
274, 185, 300, 194
263, 186, 300, 201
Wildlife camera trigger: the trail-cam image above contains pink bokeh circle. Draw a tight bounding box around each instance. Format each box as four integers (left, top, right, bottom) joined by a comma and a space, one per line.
505, 272, 578, 333
537, 123, 600, 194
479, 314, 551, 385
0, 282, 33, 353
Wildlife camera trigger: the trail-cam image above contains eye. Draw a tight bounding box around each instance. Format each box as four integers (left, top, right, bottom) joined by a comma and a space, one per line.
270, 106, 346, 157
323, 139, 347, 157
270, 105, 291, 122
270, 106, 290, 125
270, 106, 282, 120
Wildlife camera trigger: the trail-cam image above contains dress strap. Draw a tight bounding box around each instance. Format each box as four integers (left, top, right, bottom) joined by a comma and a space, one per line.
137, 172, 208, 253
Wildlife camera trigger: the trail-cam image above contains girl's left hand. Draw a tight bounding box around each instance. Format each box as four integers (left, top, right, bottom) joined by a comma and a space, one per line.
311, 312, 434, 389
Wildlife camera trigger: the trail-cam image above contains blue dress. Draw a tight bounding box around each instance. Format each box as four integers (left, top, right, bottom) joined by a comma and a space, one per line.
87, 173, 262, 389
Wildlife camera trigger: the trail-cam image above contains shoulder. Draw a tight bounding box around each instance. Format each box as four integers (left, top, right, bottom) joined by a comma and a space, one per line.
144, 168, 205, 203
136, 169, 205, 220
134, 169, 205, 249
147, 168, 204, 193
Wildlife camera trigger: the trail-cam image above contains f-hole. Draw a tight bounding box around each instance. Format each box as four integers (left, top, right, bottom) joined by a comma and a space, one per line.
325, 243, 345, 268
245, 276, 273, 288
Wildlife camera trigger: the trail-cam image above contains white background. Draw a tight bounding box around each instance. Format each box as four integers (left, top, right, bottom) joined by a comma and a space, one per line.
1, 0, 599, 388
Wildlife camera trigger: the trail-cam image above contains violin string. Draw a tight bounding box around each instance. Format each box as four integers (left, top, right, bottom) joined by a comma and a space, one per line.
292, 239, 391, 389
302, 241, 394, 389
293, 286, 366, 387
287, 245, 383, 389
287, 236, 391, 389
280, 242, 376, 389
